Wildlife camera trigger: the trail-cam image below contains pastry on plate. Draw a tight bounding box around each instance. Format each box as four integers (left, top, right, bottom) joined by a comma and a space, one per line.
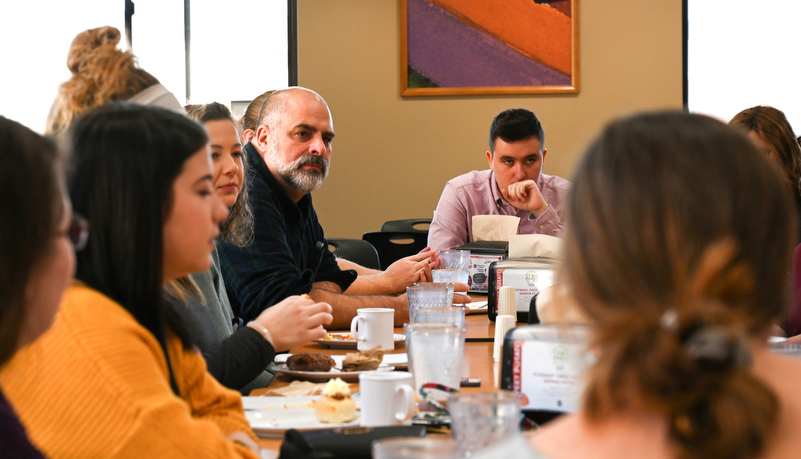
314, 378, 357, 423
286, 352, 336, 372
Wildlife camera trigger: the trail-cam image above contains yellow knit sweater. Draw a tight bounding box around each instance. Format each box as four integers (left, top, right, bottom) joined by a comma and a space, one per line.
0, 284, 259, 458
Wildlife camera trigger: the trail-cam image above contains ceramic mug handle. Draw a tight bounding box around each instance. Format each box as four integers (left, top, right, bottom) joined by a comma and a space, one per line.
395, 384, 415, 422
350, 315, 366, 342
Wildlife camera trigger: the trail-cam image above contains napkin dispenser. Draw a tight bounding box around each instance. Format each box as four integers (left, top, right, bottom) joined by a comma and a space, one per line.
500, 324, 592, 425
456, 241, 508, 293
488, 258, 556, 322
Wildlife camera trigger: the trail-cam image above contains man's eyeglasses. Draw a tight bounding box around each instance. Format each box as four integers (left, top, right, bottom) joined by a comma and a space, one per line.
64, 213, 90, 251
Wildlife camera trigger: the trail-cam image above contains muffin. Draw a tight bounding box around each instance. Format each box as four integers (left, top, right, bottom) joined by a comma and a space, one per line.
314, 378, 357, 423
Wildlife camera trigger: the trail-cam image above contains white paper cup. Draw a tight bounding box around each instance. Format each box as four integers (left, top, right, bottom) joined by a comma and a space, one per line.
350, 308, 394, 351
359, 371, 416, 427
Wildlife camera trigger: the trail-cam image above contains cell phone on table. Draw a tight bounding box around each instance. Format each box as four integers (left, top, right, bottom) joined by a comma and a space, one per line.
460, 378, 482, 387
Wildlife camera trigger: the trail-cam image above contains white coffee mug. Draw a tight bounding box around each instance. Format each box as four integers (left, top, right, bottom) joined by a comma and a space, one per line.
350, 308, 394, 351
359, 371, 416, 427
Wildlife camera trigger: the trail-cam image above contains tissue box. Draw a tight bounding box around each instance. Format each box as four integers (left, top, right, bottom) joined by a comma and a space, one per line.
456, 241, 508, 293
488, 258, 557, 322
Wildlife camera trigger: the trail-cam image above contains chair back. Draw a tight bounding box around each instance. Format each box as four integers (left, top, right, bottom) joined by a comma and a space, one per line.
362, 231, 428, 270
327, 238, 381, 270
380, 218, 432, 233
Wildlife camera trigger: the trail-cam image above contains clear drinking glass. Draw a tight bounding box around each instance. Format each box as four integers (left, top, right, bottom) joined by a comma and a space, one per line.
406, 283, 450, 322
403, 323, 465, 412
432, 269, 470, 287
439, 249, 471, 270
373, 437, 461, 459
421, 281, 454, 305
449, 391, 522, 456
414, 306, 465, 330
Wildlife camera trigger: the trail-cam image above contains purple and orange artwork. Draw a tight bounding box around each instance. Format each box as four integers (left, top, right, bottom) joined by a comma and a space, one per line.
401, 0, 579, 96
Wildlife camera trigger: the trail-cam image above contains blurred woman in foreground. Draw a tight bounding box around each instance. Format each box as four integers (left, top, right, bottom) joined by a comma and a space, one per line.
1, 104, 261, 457
0, 116, 80, 456
481, 112, 801, 459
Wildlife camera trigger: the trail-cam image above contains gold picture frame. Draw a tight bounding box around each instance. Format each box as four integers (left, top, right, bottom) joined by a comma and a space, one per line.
400, 0, 579, 96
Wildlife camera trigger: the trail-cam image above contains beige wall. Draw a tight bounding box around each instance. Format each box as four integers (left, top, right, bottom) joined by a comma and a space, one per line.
297, 0, 683, 239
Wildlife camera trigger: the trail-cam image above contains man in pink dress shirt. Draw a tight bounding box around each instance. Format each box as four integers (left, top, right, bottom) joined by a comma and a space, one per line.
428, 108, 571, 252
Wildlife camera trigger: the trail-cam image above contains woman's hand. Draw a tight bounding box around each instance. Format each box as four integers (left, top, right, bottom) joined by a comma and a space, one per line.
253, 295, 333, 351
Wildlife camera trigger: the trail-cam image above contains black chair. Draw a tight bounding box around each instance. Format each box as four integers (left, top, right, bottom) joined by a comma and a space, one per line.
380, 218, 432, 233
362, 231, 429, 270
327, 238, 381, 270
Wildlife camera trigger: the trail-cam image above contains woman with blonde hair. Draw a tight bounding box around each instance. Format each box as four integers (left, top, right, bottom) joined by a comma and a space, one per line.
45, 26, 182, 136
478, 112, 801, 459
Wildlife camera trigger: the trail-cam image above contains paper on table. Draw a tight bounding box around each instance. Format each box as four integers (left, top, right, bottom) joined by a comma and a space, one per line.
508, 234, 562, 259
472, 215, 520, 241
262, 380, 327, 397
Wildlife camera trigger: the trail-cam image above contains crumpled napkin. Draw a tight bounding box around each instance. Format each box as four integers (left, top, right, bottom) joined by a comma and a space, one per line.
341, 346, 384, 372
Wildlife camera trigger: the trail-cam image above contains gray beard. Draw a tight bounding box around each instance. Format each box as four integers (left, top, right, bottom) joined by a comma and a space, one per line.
266, 138, 329, 193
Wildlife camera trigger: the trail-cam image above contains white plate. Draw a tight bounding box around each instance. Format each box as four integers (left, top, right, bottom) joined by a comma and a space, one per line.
242, 395, 360, 439
315, 333, 406, 349
465, 301, 488, 315
274, 363, 395, 382
276, 353, 408, 369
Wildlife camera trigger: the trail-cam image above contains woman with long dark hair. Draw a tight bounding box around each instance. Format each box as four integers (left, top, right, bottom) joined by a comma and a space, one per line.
0, 116, 81, 457
1, 104, 261, 457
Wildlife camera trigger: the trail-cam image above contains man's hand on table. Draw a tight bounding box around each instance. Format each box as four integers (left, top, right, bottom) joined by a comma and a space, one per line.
382, 248, 438, 292
502, 179, 550, 218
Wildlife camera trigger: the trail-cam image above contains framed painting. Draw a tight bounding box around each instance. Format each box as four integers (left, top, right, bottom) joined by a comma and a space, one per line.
400, 0, 579, 96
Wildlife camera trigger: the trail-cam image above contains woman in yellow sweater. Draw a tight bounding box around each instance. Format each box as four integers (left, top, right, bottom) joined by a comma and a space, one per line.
0, 116, 82, 457
0, 104, 261, 457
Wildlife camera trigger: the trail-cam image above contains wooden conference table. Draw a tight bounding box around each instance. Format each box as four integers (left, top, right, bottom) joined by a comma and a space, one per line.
252, 304, 506, 452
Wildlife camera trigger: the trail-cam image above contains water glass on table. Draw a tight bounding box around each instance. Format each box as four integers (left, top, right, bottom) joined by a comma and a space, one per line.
414, 306, 465, 330
439, 249, 471, 270
448, 391, 522, 456
425, 282, 454, 305
432, 269, 470, 287
373, 437, 461, 459
403, 322, 465, 413
406, 283, 451, 322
